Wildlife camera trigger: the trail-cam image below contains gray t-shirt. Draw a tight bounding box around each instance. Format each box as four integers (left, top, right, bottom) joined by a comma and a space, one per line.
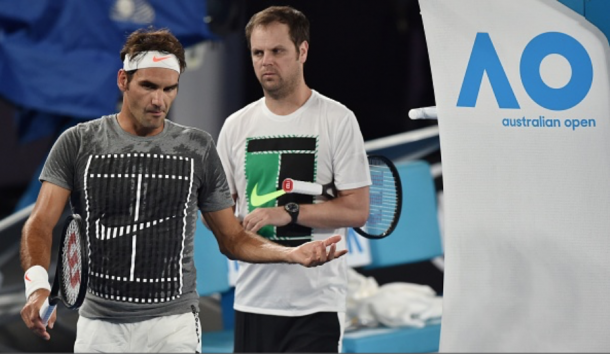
40, 114, 233, 322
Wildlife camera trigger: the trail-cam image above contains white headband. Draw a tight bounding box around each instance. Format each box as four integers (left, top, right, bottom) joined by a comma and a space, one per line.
123, 51, 181, 74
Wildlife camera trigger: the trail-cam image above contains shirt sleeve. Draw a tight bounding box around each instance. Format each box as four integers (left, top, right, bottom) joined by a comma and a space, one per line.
216, 120, 236, 196
197, 138, 235, 213
39, 126, 80, 191
332, 111, 372, 191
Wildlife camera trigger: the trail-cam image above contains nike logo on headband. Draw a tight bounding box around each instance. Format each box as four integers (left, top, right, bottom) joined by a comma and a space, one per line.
152, 55, 172, 62
124, 51, 181, 73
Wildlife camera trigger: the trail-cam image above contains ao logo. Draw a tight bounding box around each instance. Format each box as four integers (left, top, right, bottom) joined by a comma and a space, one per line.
457, 32, 593, 111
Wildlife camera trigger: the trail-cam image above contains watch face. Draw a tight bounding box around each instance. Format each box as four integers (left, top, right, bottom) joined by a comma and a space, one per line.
285, 202, 299, 212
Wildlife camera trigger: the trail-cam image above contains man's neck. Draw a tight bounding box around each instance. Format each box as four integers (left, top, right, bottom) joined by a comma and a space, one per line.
264, 86, 312, 116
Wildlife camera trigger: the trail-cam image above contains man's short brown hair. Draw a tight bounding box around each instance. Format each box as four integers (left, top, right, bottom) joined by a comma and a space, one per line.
120, 27, 187, 74
245, 6, 310, 54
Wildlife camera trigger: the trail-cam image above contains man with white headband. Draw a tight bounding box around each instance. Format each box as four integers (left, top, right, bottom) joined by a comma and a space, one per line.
19, 27, 347, 353
123, 50, 182, 74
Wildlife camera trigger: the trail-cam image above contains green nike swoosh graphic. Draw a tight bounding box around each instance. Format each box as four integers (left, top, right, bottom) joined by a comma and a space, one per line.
250, 183, 286, 207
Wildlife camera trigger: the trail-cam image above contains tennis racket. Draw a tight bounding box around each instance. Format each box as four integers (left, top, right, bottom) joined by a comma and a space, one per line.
39, 214, 88, 326
283, 154, 403, 239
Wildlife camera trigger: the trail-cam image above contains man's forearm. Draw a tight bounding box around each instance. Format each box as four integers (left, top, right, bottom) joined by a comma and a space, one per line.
222, 228, 345, 268
20, 181, 70, 271
241, 187, 370, 235
204, 207, 345, 267
20, 220, 53, 271
221, 228, 293, 264
297, 197, 368, 229
205, 208, 292, 263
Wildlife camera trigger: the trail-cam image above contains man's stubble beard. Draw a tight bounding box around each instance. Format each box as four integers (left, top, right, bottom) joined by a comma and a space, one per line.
260, 67, 301, 101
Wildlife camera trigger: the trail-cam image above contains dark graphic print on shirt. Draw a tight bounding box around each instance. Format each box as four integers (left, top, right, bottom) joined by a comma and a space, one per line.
245, 136, 318, 247
83, 152, 193, 304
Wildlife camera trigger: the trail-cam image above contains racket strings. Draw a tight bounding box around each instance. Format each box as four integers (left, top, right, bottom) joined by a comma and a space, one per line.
363, 161, 400, 236
61, 220, 84, 306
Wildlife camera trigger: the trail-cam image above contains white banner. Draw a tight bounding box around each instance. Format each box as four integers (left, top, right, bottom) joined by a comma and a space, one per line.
420, 0, 610, 351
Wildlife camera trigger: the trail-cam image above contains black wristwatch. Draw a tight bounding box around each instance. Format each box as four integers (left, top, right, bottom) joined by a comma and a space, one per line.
284, 202, 299, 224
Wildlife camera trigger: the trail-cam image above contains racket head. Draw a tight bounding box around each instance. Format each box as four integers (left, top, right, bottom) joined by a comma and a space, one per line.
354, 154, 403, 239
57, 214, 88, 310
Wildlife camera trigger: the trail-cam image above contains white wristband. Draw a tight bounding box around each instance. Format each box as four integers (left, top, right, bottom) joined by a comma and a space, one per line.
24, 265, 51, 300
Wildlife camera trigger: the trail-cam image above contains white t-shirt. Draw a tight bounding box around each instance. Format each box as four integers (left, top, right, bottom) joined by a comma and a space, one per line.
217, 90, 371, 316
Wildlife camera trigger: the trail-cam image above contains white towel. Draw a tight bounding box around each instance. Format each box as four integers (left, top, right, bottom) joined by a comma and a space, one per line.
346, 268, 443, 329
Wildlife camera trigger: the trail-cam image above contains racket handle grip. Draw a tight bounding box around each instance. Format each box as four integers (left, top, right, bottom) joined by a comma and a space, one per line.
39, 298, 56, 326
285, 179, 322, 196
408, 106, 438, 120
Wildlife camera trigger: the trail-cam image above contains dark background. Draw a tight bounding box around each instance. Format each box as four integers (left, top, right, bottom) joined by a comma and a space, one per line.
241, 0, 436, 142
0, 0, 437, 220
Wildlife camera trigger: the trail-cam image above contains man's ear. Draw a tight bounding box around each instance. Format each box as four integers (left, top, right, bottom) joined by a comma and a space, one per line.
117, 69, 128, 92
298, 41, 309, 64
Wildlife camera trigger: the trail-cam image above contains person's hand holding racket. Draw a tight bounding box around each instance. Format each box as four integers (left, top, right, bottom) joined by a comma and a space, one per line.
21, 286, 55, 340
21, 214, 88, 340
